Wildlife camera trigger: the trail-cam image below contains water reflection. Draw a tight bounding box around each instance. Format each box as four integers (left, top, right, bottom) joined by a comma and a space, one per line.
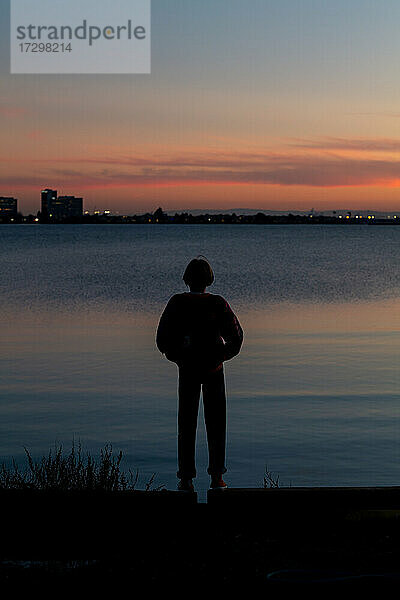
1, 297, 400, 494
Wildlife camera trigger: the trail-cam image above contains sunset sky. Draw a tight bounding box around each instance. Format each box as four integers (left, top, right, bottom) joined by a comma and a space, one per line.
1, 0, 400, 215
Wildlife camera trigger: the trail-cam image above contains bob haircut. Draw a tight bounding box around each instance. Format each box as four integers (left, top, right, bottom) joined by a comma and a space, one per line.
183, 256, 214, 289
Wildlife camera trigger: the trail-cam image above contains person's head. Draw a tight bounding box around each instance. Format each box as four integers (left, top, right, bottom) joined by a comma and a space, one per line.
183, 256, 214, 292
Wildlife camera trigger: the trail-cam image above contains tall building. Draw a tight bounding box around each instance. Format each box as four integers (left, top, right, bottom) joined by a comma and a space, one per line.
58, 196, 83, 218
0, 197, 17, 216
41, 190, 83, 220
41, 189, 57, 219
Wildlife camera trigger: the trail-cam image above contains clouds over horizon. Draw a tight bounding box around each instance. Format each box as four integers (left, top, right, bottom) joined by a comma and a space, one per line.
2, 136, 400, 191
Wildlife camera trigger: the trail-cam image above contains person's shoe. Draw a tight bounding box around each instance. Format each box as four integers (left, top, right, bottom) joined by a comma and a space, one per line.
177, 478, 195, 492
209, 476, 228, 490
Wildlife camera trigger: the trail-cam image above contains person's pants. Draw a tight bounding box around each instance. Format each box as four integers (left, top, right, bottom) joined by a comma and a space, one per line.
177, 366, 227, 480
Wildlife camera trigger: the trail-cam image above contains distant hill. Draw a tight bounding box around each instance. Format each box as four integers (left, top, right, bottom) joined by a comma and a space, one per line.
168, 207, 397, 217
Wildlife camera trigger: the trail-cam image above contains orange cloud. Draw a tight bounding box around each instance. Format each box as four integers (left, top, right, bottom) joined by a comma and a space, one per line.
2, 137, 400, 192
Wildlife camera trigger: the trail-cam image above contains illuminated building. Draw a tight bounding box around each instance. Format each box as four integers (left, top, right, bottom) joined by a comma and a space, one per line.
0, 197, 17, 216
41, 189, 83, 220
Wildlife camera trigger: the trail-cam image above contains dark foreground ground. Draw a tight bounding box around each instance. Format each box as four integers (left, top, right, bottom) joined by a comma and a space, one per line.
2, 488, 400, 590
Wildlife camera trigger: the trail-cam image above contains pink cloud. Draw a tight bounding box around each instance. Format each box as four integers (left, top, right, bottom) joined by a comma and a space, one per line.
2, 138, 400, 190
0, 104, 28, 118
26, 129, 44, 140
290, 136, 400, 152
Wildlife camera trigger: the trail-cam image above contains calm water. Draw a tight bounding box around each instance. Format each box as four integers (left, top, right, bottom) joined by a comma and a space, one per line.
1, 224, 400, 499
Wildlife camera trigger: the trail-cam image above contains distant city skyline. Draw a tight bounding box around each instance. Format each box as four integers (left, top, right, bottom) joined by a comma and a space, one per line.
4, 186, 400, 219
4, 186, 400, 218
2, 1, 400, 214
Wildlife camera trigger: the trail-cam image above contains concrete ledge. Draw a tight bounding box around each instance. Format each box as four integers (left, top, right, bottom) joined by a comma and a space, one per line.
2, 487, 400, 557
0, 490, 197, 520
0, 489, 198, 556
207, 486, 400, 514
0, 488, 197, 509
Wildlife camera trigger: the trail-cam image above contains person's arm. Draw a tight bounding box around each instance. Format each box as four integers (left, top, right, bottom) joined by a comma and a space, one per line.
156, 296, 180, 358
219, 298, 243, 361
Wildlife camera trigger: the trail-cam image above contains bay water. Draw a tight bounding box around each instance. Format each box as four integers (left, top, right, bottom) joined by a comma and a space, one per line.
1, 223, 400, 500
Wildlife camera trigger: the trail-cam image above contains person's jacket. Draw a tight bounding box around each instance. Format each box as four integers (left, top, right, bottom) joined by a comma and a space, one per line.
156, 292, 243, 372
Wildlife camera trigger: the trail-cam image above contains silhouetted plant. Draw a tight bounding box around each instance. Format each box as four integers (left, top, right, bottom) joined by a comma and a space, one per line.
0, 443, 165, 492
263, 465, 280, 488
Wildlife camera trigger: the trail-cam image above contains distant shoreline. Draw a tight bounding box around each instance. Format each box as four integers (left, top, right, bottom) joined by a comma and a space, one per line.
1, 211, 398, 225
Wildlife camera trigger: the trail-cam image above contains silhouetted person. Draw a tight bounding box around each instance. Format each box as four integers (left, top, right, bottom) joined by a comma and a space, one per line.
156, 256, 243, 492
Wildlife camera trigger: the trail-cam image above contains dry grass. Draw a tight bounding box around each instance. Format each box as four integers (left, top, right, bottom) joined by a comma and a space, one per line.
0, 443, 165, 492
263, 465, 280, 488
